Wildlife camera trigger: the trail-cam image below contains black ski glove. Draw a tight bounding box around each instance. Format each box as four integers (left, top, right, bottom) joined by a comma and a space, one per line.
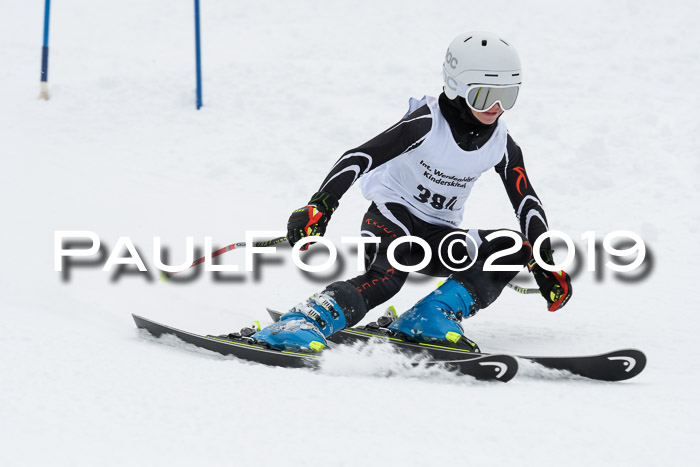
527, 250, 572, 312
287, 191, 339, 250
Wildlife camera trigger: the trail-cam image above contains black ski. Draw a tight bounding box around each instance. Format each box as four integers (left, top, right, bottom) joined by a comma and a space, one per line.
266, 309, 646, 382
132, 314, 517, 382
133, 314, 317, 369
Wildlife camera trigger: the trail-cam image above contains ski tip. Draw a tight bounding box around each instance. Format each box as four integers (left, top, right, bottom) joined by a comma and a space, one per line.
447, 354, 519, 383
477, 354, 519, 382
604, 348, 647, 381
526, 348, 648, 382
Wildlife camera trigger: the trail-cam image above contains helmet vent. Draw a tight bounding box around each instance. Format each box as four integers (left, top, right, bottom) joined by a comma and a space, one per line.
512, 73, 520, 76
464, 36, 472, 42
500, 39, 510, 46
481, 39, 488, 46
485, 74, 499, 77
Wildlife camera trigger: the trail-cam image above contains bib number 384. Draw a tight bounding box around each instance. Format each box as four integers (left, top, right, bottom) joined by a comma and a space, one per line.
413, 185, 458, 210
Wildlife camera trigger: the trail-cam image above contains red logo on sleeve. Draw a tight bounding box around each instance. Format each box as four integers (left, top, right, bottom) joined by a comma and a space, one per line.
513, 166, 528, 196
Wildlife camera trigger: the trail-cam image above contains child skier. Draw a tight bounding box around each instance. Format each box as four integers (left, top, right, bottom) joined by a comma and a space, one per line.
253, 31, 572, 352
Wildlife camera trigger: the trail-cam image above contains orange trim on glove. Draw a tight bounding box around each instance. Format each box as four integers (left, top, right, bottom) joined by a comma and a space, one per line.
303, 206, 323, 235
548, 270, 569, 312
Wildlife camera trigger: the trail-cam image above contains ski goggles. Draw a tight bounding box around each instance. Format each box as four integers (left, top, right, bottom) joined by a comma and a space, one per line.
457, 83, 520, 112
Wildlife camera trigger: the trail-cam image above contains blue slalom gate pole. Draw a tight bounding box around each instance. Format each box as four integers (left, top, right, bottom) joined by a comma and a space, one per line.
194, 0, 203, 109
40, 0, 51, 99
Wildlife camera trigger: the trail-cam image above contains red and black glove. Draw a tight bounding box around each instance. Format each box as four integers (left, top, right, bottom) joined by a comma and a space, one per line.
287, 191, 339, 250
527, 250, 572, 311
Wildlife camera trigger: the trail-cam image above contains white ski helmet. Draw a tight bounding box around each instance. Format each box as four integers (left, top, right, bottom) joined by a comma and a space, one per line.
443, 31, 522, 108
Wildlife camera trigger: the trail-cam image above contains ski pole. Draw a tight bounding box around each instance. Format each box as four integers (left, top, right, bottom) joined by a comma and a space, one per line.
160, 235, 540, 294
160, 236, 288, 281
505, 282, 541, 295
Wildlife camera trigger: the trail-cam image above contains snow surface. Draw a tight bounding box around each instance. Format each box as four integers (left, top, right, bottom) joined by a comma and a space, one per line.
2, 0, 700, 466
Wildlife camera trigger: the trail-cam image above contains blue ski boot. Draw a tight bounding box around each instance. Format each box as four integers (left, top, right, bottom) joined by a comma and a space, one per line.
388, 278, 477, 345
252, 293, 347, 352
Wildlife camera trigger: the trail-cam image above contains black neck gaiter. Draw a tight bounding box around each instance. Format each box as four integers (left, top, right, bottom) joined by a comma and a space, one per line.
438, 92, 500, 151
